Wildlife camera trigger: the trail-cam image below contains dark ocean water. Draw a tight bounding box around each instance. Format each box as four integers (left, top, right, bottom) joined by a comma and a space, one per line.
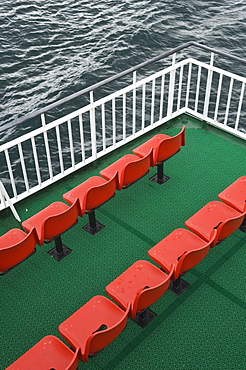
1, 0, 246, 133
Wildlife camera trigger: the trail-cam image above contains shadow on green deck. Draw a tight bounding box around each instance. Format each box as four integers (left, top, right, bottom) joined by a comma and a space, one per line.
1, 115, 245, 369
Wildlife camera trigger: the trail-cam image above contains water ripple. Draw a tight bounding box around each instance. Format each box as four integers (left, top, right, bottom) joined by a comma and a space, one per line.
0, 0, 246, 132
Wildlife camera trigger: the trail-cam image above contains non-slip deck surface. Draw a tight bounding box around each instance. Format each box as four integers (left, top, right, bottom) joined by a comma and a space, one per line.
1, 115, 245, 369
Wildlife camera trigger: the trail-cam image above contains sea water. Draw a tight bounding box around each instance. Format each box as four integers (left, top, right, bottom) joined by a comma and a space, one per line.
1, 1, 246, 135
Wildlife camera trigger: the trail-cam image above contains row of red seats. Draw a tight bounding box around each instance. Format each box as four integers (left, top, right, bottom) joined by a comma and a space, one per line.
5, 176, 246, 369
0, 126, 186, 271
148, 175, 246, 294
4, 127, 186, 368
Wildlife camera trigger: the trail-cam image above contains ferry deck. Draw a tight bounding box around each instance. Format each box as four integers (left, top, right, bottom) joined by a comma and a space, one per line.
1, 42, 246, 369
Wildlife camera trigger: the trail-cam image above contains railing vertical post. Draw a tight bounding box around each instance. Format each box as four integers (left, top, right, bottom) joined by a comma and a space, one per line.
195, 65, 201, 113
90, 91, 97, 159
41, 113, 53, 181
55, 125, 64, 175
31, 136, 42, 186
141, 83, 146, 131
235, 82, 245, 131
224, 77, 234, 126
4, 149, 17, 200
78, 114, 85, 162
112, 98, 116, 146
101, 104, 106, 151
177, 66, 183, 112
167, 53, 176, 118
151, 78, 156, 126
0, 184, 6, 209
132, 71, 137, 136
123, 93, 126, 142
203, 52, 214, 119
159, 74, 165, 123
214, 73, 223, 122
67, 119, 75, 169
18, 143, 29, 193
185, 62, 192, 109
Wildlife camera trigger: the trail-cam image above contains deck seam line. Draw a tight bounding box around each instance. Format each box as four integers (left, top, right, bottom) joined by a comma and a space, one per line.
191, 233, 245, 278
98, 207, 158, 246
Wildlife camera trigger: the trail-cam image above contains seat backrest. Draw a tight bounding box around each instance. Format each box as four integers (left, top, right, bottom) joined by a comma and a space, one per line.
155, 125, 185, 164
122, 150, 152, 188
218, 176, 246, 214
0, 228, 38, 274
83, 172, 118, 213
83, 303, 130, 362
43, 199, 80, 241
174, 229, 217, 280
66, 347, 80, 370
131, 265, 174, 318
213, 213, 245, 247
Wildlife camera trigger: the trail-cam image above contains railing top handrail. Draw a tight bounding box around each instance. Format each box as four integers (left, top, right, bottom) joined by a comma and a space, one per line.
1, 41, 246, 134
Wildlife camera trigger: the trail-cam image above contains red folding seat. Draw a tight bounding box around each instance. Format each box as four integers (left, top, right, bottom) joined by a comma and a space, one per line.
148, 228, 216, 295
99, 150, 152, 190
22, 199, 80, 261
105, 260, 174, 327
5, 335, 79, 370
184, 200, 244, 247
133, 125, 185, 184
63, 172, 117, 234
218, 176, 246, 232
0, 228, 38, 275
58, 295, 130, 363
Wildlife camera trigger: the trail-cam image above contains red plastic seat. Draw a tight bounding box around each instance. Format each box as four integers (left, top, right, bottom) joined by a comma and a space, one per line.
5, 335, 79, 370
58, 295, 130, 363
184, 200, 244, 247
133, 125, 186, 184
99, 150, 152, 190
105, 260, 174, 327
63, 172, 117, 234
0, 228, 38, 275
22, 199, 80, 261
148, 228, 217, 295
218, 176, 246, 232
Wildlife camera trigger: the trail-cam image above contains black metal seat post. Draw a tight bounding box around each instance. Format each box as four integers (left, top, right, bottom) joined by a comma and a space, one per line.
168, 276, 190, 295
150, 162, 170, 185
132, 308, 157, 328
239, 217, 246, 233
83, 210, 105, 235
88, 211, 97, 230
47, 235, 72, 261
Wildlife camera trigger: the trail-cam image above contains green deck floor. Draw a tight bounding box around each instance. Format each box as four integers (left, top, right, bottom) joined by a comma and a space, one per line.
1, 115, 246, 369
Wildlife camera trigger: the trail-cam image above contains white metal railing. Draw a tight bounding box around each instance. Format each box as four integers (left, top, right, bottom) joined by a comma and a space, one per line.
1, 42, 246, 216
